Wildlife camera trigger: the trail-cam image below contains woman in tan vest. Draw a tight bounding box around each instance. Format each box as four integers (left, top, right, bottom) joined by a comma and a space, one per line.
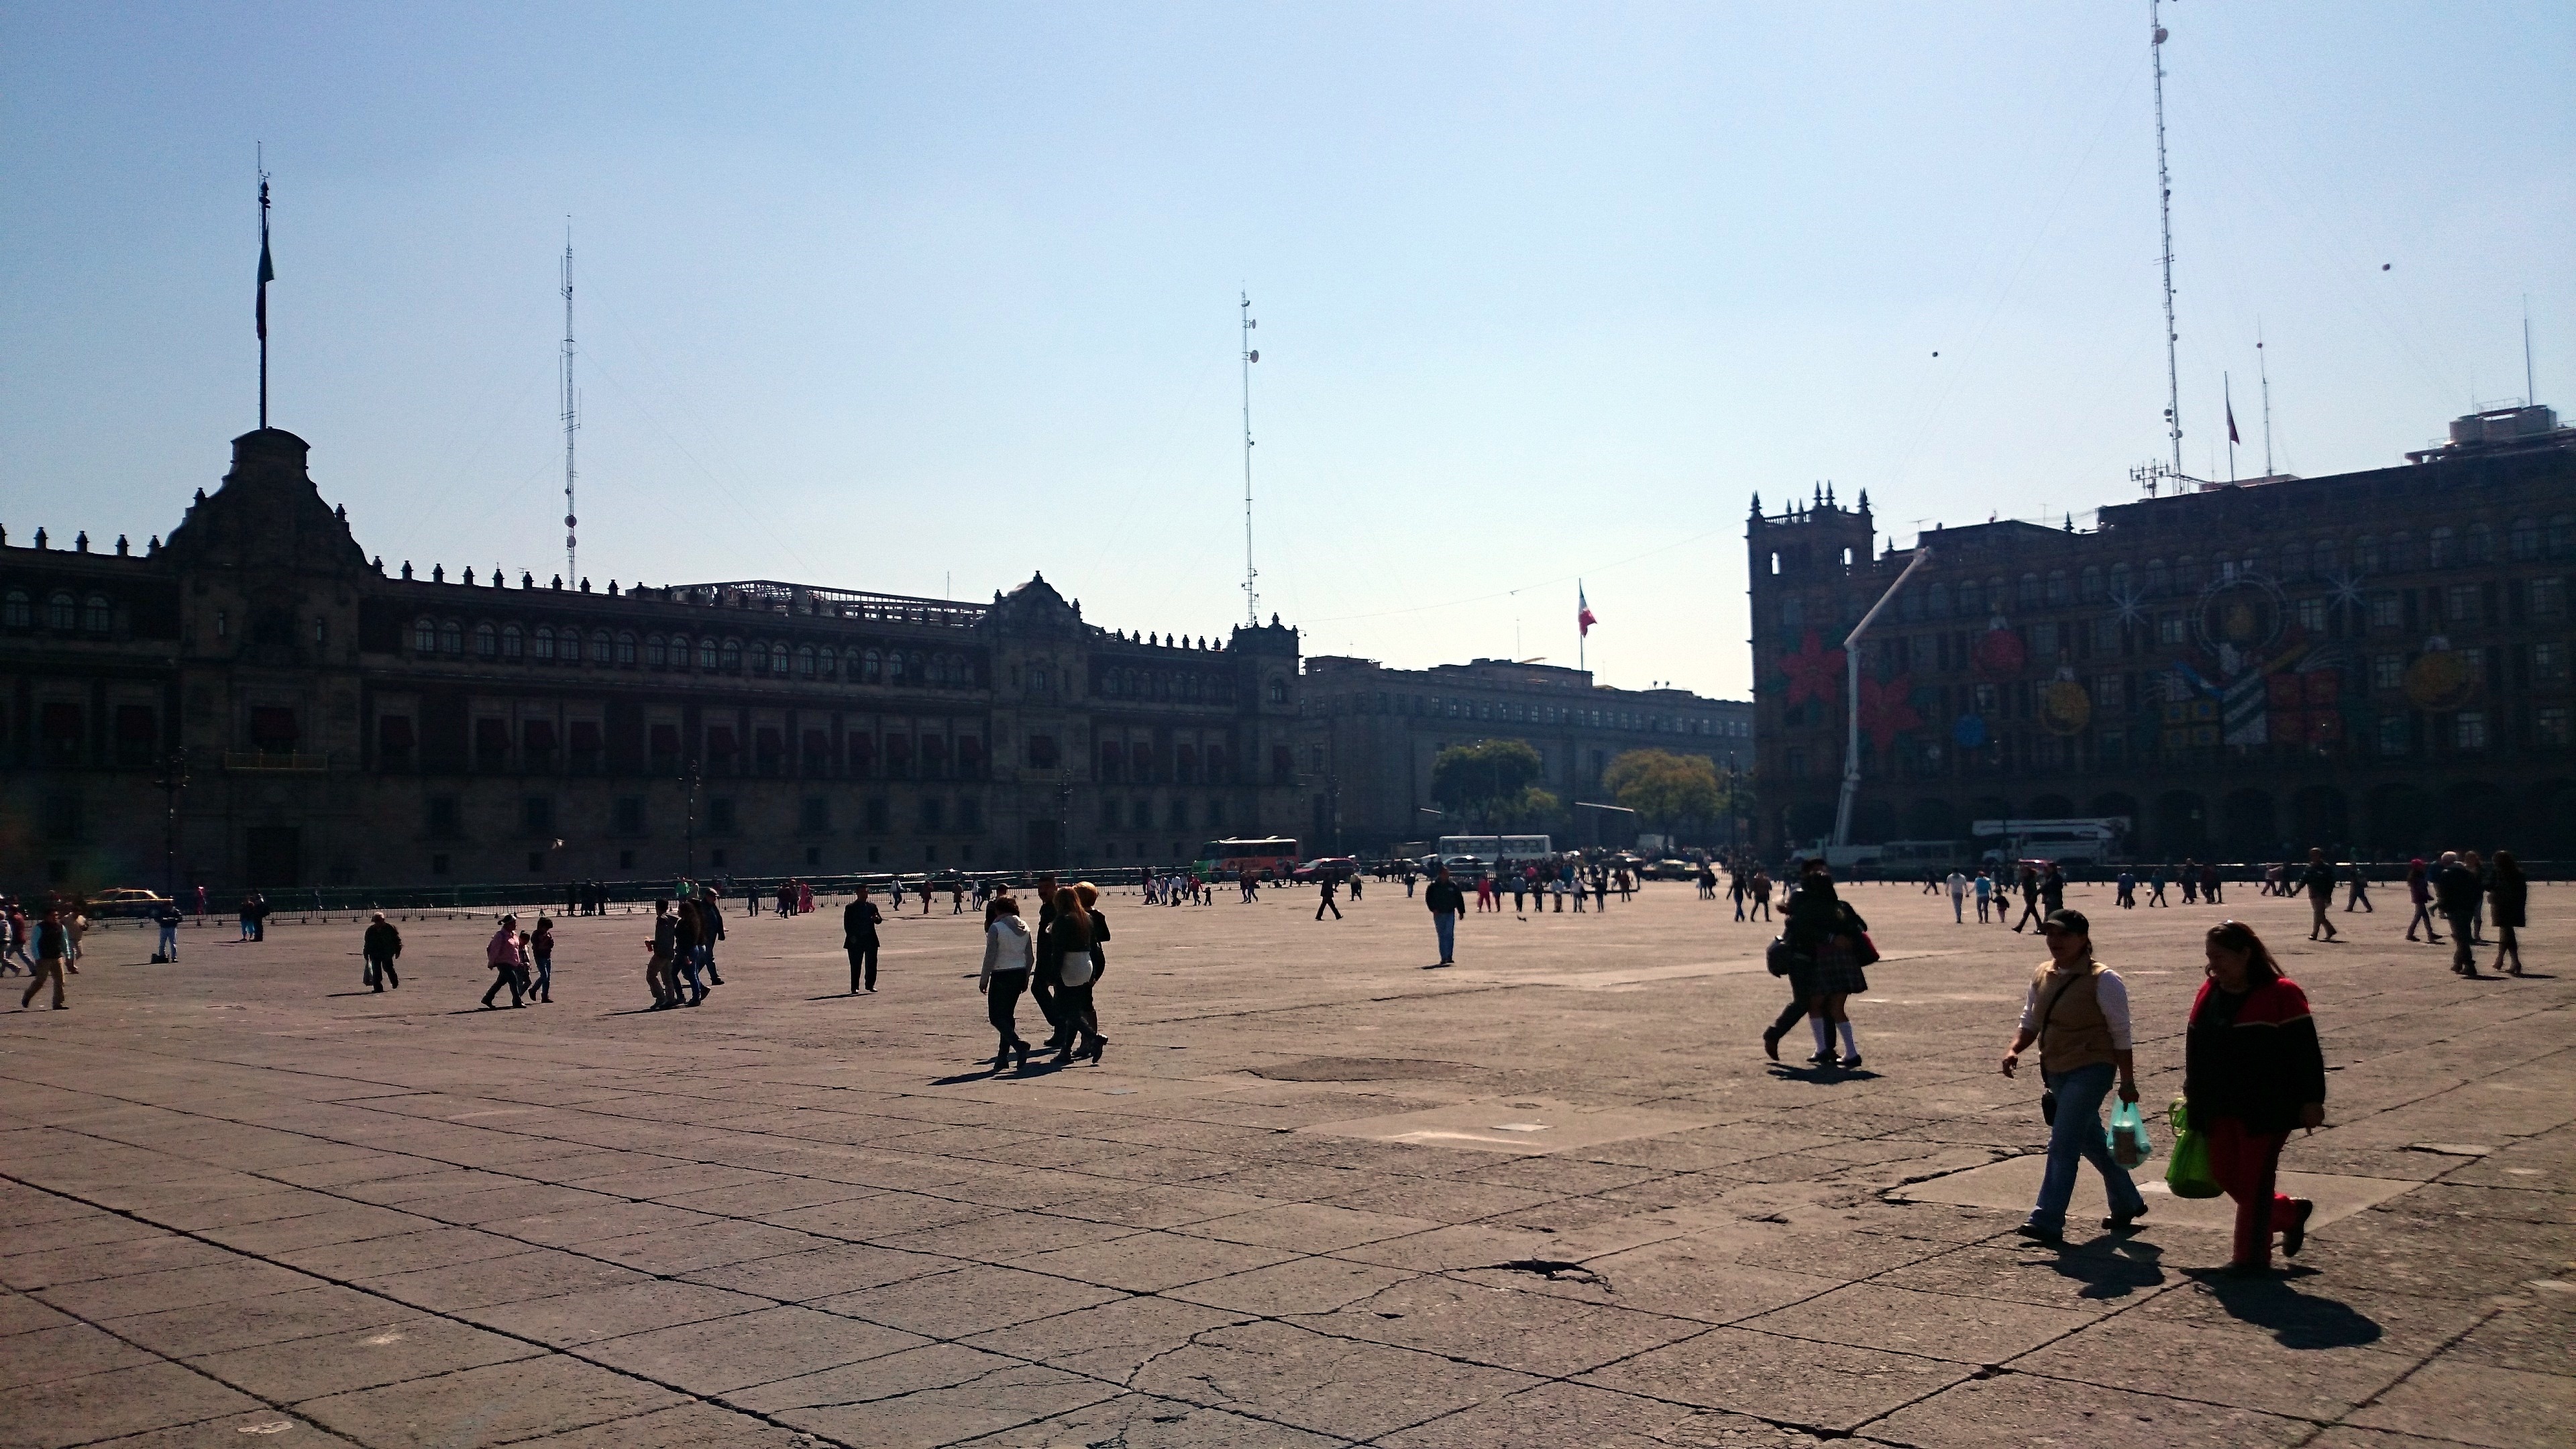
2000, 908, 2147, 1243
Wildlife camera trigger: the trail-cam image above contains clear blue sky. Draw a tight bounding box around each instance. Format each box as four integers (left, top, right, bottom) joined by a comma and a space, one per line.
5, 3, 2569, 699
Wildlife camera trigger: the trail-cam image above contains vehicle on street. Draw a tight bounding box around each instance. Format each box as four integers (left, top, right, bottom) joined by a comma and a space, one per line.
1644, 859, 1698, 881
1195, 837, 1301, 881
86, 888, 171, 918
1291, 855, 1360, 882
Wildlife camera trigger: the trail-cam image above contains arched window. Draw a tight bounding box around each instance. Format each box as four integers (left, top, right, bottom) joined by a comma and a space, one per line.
2109, 562, 2131, 598
2465, 523, 2493, 565
2385, 533, 2414, 571
863, 648, 881, 682
3, 590, 30, 629
795, 645, 816, 678
1927, 582, 1950, 617
501, 624, 524, 660
908, 651, 926, 683
768, 641, 788, 675
1267, 676, 1287, 704
2017, 574, 2041, 608
885, 650, 905, 684
2428, 527, 2454, 568
559, 629, 581, 664
720, 639, 742, 672
474, 622, 498, 658
818, 647, 837, 679
2176, 556, 2199, 590
2312, 539, 2339, 576
2239, 549, 2263, 580
1955, 580, 1980, 614
645, 635, 667, 668
616, 632, 637, 666
2548, 514, 2575, 557
840, 647, 858, 680
2045, 570, 2071, 606
439, 620, 463, 655
592, 630, 612, 665
83, 595, 111, 632
413, 616, 437, 653
697, 636, 718, 669
667, 635, 690, 669
2509, 519, 2540, 561
2143, 560, 2167, 596
2078, 568, 2102, 602
46, 592, 75, 630
2355, 536, 2381, 572
534, 626, 557, 661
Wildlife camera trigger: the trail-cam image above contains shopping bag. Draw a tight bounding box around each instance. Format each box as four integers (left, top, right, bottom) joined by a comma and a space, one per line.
2164, 1097, 2222, 1198
2108, 1099, 2153, 1168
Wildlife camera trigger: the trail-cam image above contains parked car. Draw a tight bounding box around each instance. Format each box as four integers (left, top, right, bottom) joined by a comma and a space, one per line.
87, 888, 171, 918
1439, 855, 1488, 878
1291, 856, 1359, 882
1644, 859, 1698, 881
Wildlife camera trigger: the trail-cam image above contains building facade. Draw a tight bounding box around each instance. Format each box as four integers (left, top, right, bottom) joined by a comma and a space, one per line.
1297, 655, 1754, 853
1748, 406, 2576, 861
0, 428, 1311, 892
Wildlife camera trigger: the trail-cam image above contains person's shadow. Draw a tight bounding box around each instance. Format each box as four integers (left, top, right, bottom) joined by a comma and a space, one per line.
2184, 1266, 2383, 1348
2038, 1235, 2166, 1299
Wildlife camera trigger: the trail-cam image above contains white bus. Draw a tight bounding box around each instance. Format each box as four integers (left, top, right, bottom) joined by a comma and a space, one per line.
1437, 834, 1553, 865
1971, 818, 2130, 865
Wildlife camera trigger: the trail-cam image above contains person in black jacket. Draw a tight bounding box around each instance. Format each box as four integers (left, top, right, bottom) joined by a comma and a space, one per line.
19, 907, 70, 1010
2488, 850, 2527, 977
1424, 867, 1466, 967
843, 886, 883, 994
2300, 849, 2341, 942
1764, 858, 1841, 1063
2432, 851, 2484, 977
2186, 920, 2326, 1275
363, 912, 402, 991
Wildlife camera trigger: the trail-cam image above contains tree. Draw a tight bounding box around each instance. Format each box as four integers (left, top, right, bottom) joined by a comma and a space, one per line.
1430, 739, 1544, 829
1603, 749, 1725, 837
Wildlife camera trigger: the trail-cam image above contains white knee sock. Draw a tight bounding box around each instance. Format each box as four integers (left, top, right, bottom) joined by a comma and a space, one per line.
1837, 1021, 1859, 1057
1809, 1017, 1833, 1055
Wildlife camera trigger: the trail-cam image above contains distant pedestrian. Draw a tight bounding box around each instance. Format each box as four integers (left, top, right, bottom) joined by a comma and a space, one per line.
2146, 864, 2169, 907
2114, 868, 2135, 910
2343, 861, 2373, 913
1316, 877, 1342, 921
2186, 920, 2325, 1277
1748, 868, 1772, 922
529, 917, 555, 1002
480, 915, 528, 1009
1972, 869, 1992, 923
2488, 851, 2526, 977
843, 885, 883, 993
2404, 859, 2442, 943
646, 900, 680, 1009
155, 898, 184, 962
2001, 908, 2147, 1244
363, 912, 402, 991
2012, 867, 2044, 932
2302, 849, 2341, 941
2432, 851, 2483, 977
1947, 869, 1968, 922
19, 907, 70, 1010
1425, 866, 1465, 967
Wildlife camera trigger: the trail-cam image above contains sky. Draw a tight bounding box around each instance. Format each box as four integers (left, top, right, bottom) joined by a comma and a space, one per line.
4, 2, 2569, 700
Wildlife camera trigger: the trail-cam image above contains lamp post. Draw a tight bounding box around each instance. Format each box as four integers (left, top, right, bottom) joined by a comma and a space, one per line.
154, 747, 189, 900
680, 758, 700, 878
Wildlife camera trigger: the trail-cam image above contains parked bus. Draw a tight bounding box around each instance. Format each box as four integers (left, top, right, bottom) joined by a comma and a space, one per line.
1436, 834, 1552, 865
1193, 837, 1301, 881
1970, 818, 2130, 865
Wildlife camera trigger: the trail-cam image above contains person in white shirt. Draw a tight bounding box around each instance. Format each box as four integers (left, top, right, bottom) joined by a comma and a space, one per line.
978, 896, 1035, 1071
1945, 871, 1969, 923
1999, 908, 2147, 1243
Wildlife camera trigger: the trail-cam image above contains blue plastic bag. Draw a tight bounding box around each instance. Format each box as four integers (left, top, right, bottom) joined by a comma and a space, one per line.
2108, 1099, 2153, 1169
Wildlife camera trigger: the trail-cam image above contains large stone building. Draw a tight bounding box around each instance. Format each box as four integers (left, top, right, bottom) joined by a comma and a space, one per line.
0, 428, 1311, 892
1297, 655, 1754, 853
1748, 405, 2576, 861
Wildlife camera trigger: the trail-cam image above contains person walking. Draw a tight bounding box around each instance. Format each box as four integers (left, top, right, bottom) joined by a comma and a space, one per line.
2185, 920, 2325, 1276
978, 896, 1034, 1069
480, 915, 529, 1009
671, 899, 707, 1004
1972, 869, 1993, 923
1947, 869, 1968, 923
2404, 859, 2443, 943
1424, 865, 1465, 967
2000, 908, 2149, 1244
363, 912, 402, 991
2433, 851, 2484, 976
1028, 873, 1070, 1050
528, 917, 555, 1002
2040, 863, 2066, 920
2114, 867, 2136, 910
18, 906, 70, 1010
2343, 859, 2373, 913
1315, 875, 1342, 921
2488, 850, 2526, 977
1764, 857, 1839, 1063
1808, 894, 1872, 1069
698, 889, 727, 986
1748, 867, 1772, 922
2300, 849, 2341, 941
2201, 860, 2224, 906
646, 899, 680, 1009
843, 885, 883, 993
155, 897, 184, 962
1046, 885, 1102, 1064
2180, 857, 2200, 905
2147, 863, 2169, 906
2464, 851, 2489, 945
2012, 866, 2045, 932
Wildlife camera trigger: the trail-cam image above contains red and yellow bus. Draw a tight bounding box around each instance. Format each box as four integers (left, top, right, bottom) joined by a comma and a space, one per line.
1193, 837, 1300, 881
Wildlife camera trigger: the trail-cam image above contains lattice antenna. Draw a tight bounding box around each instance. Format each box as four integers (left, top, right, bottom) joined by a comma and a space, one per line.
2151, 0, 2182, 474
1240, 291, 1260, 627
561, 223, 580, 582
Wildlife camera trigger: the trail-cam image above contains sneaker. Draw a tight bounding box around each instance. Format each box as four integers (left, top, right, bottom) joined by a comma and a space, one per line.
2282, 1199, 2314, 1257
2102, 1204, 2149, 1231
2015, 1222, 2062, 1246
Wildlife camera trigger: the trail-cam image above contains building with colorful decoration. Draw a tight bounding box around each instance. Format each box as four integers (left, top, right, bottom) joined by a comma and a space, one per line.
1748, 405, 2575, 861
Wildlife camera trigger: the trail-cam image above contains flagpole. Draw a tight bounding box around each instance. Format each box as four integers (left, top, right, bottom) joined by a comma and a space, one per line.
257, 155, 270, 429
2224, 372, 2235, 482
1577, 581, 1586, 675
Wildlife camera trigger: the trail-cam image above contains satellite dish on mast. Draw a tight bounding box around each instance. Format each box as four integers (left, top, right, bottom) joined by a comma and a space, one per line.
2153, 25, 2167, 43
1248, 350, 1258, 363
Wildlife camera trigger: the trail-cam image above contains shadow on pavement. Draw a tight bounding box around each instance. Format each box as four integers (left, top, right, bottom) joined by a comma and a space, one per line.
2041, 1236, 2167, 1299
2192, 1267, 2383, 1348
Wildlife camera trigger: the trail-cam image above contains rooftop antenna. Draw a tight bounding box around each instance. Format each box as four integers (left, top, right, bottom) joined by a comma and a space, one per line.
256, 145, 273, 429
1240, 290, 1260, 628
2224, 371, 2236, 482
2525, 294, 2538, 406
2257, 325, 2274, 476
2151, 0, 2182, 474
560, 223, 579, 583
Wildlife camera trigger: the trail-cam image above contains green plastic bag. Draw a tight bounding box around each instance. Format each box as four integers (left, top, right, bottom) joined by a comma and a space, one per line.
2165, 1097, 2222, 1199
2108, 1099, 2153, 1168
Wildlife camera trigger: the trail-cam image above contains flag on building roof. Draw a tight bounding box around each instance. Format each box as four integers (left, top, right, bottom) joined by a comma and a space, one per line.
1578, 584, 1597, 637
2226, 396, 2240, 445
256, 182, 274, 342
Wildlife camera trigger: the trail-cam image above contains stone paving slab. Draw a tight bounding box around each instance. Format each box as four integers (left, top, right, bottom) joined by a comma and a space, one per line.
2, 879, 2569, 1446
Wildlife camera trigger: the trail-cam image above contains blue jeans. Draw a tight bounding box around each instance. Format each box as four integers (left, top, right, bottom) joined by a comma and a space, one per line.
1433, 911, 1456, 961
158, 923, 179, 957
2028, 1061, 2145, 1232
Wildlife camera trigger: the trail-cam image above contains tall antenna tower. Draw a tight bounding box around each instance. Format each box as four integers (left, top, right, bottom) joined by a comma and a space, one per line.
560, 225, 580, 582
2150, 0, 2182, 474
2257, 327, 2274, 477
1240, 291, 1260, 627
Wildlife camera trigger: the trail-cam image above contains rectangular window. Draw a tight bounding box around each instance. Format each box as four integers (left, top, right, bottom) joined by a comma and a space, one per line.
474, 717, 511, 771
614, 797, 645, 835
2533, 641, 2569, 685
115, 704, 157, 766
2376, 716, 2410, 756
2530, 577, 2567, 619
2296, 598, 2329, 633
865, 797, 889, 831
2368, 593, 2403, 630
1025, 734, 1058, 769
249, 706, 299, 752
959, 797, 982, 831
2096, 675, 2124, 713
2453, 712, 2487, 750
567, 720, 601, 773
2538, 707, 2572, 747
2157, 614, 2186, 646
2371, 655, 2404, 692
2445, 585, 2481, 625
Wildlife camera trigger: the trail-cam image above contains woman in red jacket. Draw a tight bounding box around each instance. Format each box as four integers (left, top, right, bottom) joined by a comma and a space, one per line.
2186, 920, 2326, 1275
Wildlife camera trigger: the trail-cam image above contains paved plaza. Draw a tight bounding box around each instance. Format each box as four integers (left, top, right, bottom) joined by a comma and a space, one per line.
2, 877, 2569, 1448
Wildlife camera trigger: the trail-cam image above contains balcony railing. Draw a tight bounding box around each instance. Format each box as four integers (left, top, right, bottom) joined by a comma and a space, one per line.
225, 751, 330, 772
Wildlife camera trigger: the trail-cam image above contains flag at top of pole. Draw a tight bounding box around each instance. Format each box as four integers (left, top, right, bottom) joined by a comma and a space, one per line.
1578, 584, 1597, 637
256, 164, 274, 429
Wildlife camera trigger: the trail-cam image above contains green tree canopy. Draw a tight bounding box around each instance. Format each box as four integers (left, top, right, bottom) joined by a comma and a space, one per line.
1602, 749, 1726, 834
1430, 739, 1544, 827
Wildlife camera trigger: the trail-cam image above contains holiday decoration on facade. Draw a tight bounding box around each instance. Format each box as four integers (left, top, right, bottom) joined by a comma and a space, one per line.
1857, 674, 1922, 752
1779, 629, 1845, 710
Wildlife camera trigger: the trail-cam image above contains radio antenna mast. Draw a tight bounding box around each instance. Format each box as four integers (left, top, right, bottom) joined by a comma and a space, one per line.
2257, 325, 2274, 476
1240, 290, 1260, 627
560, 223, 579, 582
2151, 0, 2182, 474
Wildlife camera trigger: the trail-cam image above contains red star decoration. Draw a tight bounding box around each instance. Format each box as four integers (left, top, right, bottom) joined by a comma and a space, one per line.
1779, 629, 1845, 710
1858, 674, 1923, 752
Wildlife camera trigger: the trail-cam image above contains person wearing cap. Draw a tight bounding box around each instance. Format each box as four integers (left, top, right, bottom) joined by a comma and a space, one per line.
2000, 907, 2147, 1243
362, 912, 402, 991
